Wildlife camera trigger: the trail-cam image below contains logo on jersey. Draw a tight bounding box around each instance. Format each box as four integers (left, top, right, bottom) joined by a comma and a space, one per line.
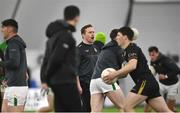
78, 44, 82, 48
128, 53, 137, 58
62, 43, 69, 49
94, 48, 98, 53
123, 51, 126, 57
85, 49, 89, 52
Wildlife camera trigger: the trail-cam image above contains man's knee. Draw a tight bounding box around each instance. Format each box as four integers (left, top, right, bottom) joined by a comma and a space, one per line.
124, 103, 133, 112
116, 102, 125, 110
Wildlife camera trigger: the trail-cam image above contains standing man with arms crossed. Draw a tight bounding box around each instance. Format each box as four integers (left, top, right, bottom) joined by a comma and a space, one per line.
77, 24, 106, 112
102, 27, 172, 112
144, 46, 180, 112
0, 19, 28, 112
44, 5, 82, 112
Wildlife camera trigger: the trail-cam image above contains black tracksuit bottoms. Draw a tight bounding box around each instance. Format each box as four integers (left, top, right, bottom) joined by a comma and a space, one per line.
80, 81, 91, 112
51, 83, 82, 112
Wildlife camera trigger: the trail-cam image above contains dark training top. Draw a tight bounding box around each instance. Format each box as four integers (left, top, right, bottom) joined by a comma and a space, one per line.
0, 35, 27, 86
92, 40, 124, 79
151, 53, 180, 85
41, 20, 77, 85
77, 42, 100, 84
123, 43, 156, 84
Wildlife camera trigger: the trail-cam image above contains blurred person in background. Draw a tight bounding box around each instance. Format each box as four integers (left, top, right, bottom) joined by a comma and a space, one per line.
0, 41, 6, 112
38, 54, 54, 112
0, 19, 28, 112
144, 46, 180, 112
41, 5, 82, 112
77, 24, 106, 112
30, 55, 44, 88
0, 50, 4, 112
26, 66, 38, 88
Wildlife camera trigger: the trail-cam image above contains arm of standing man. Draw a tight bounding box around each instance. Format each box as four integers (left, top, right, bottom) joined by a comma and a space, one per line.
160, 58, 180, 79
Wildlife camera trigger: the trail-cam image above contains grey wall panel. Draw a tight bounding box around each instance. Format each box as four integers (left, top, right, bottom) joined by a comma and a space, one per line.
0, 0, 17, 20
14, 0, 128, 50
0, 0, 17, 41
132, 4, 180, 57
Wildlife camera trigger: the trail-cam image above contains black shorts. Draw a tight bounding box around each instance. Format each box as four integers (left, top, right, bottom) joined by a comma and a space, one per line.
130, 79, 161, 103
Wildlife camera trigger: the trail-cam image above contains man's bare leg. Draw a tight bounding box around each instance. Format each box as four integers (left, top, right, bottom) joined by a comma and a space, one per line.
124, 92, 147, 112
106, 89, 125, 112
144, 104, 153, 112
1, 99, 8, 112
90, 93, 104, 112
148, 96, 173, 112
8, 105, 25, 112
167, 97, 176, 111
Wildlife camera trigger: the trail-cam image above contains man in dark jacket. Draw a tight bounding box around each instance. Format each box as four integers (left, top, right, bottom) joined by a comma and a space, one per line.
77, 24, 106, 112
90, 29, 125, 112
0, 19, 28, 112
41, 5, 82, 112
144, 46, 180, 112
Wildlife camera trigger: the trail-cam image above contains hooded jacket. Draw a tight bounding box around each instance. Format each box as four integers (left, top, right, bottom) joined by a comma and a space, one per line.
41, 20, 77, 85
151, 53, 180, 85
91, 40, 124, 79
0, 35, 27, 86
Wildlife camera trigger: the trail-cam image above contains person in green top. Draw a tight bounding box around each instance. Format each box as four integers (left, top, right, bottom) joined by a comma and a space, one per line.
0, 41, 7, 112
0, 41, 7, 51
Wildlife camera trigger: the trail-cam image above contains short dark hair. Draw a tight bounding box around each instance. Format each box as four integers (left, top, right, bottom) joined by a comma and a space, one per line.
1, 19, 18, 32
148, 46, 159, 53
118, 27, 134, 41
110, 29, 119, 40
81, 24, 93, 34
64, 5, 80, 21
